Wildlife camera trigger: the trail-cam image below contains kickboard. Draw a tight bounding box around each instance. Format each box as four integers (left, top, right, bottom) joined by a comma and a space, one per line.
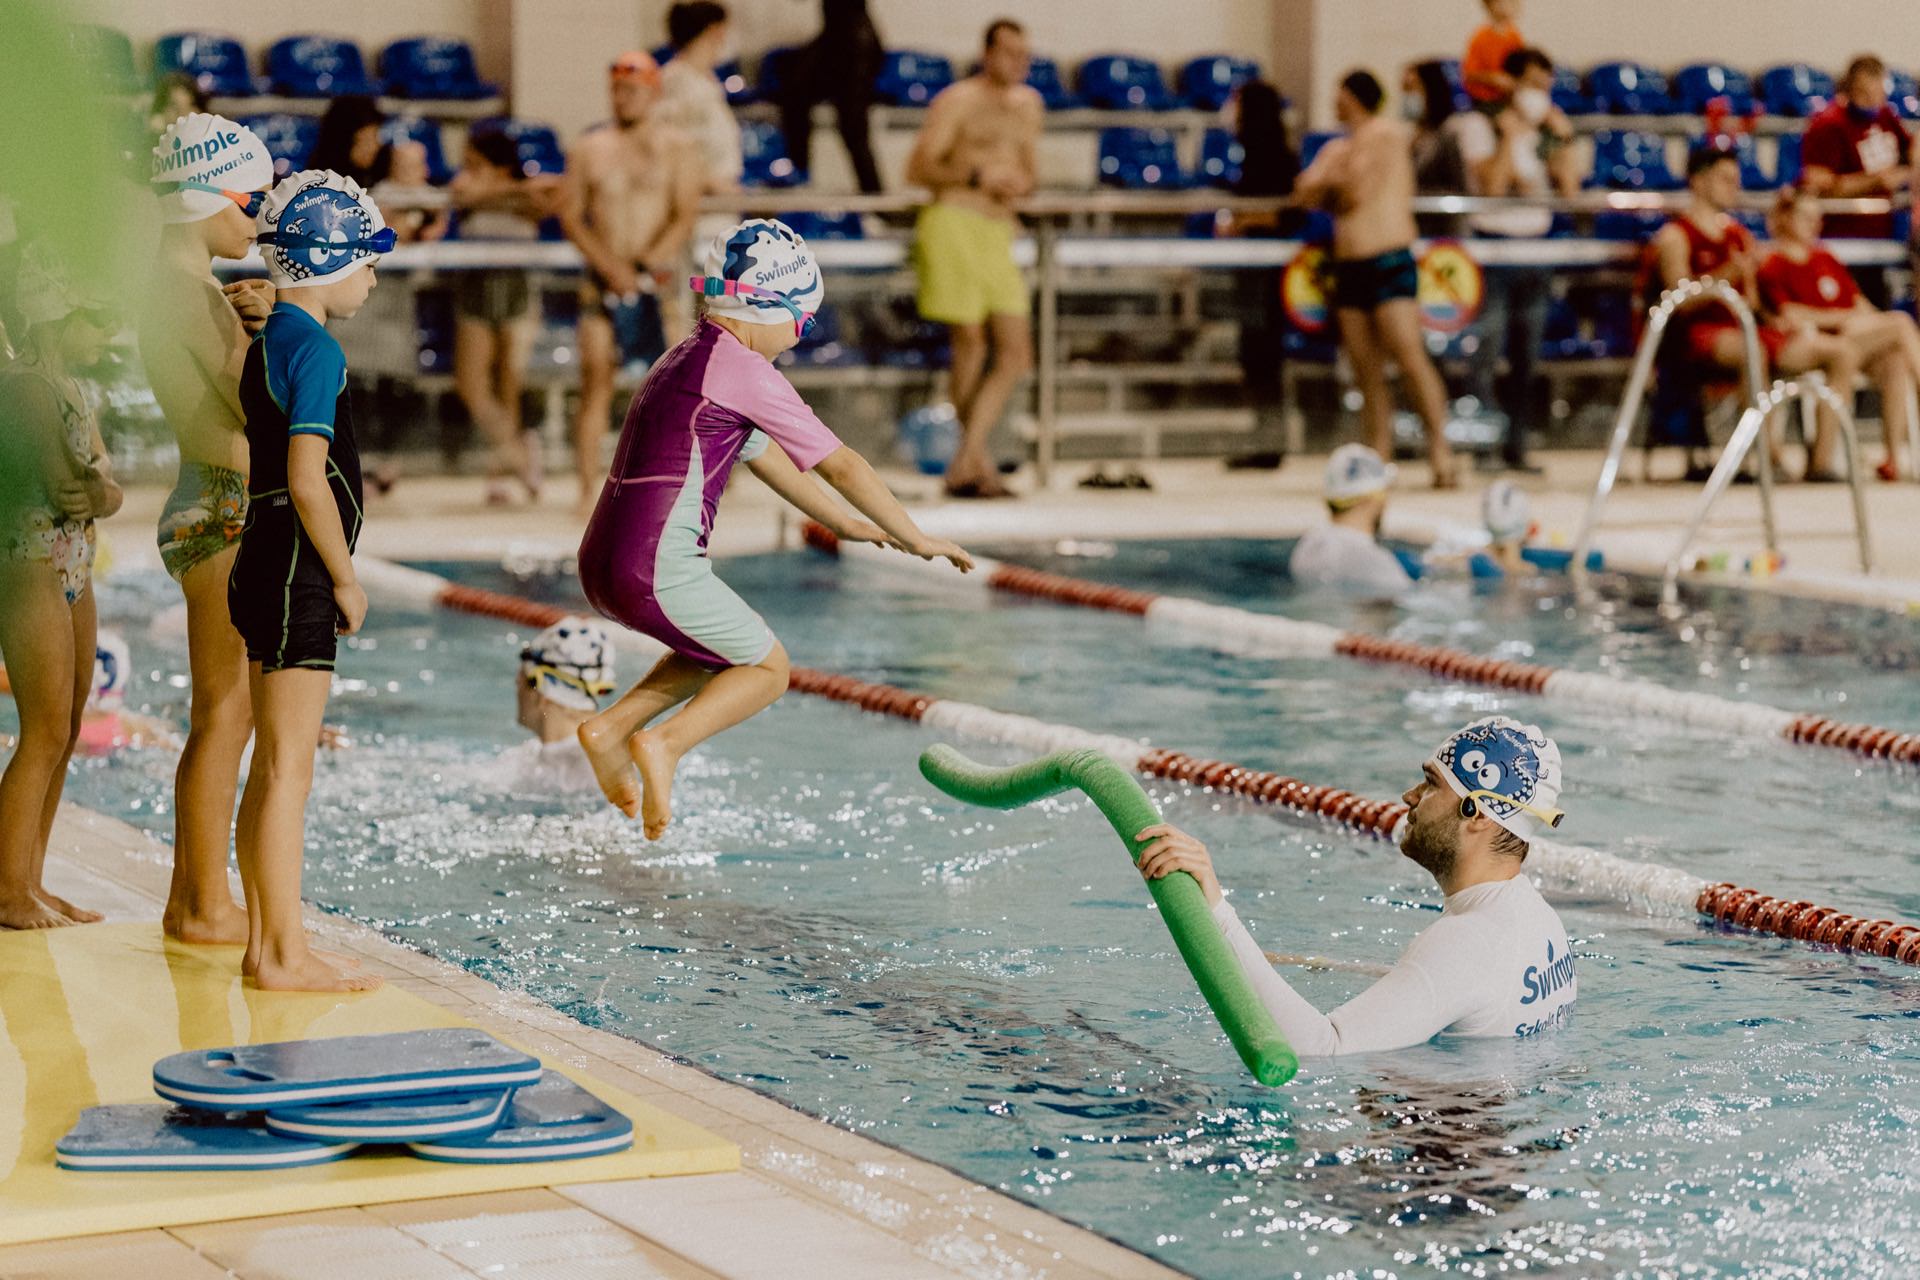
57, 1105, 359, 1172
264, 1089, 513, 1142
408, 1071, 634, 1164
153, 1029, 543, 1110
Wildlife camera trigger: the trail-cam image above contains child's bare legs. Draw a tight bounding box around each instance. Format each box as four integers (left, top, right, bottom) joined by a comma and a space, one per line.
29, 586, 102, 924
236, 664, 379, 992
577, 653, 717, 817
630, 642, 790, 840
164, 548, 252, 945
0, 564, 93, 928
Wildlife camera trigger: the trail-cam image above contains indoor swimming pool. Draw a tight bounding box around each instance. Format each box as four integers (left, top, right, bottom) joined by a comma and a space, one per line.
42, 543, 1920, 1278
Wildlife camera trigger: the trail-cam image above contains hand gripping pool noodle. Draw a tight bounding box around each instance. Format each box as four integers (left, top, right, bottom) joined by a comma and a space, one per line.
918, 744, 1298, 1086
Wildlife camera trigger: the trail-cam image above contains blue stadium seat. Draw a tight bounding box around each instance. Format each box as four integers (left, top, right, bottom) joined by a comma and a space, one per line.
650, 43, 676, 66
875, 50, 953, 106
1772, 132, 1802, 187
1078, 55, 1175, 111
382, 116, 450, 184
1889, 70, 1920, 119
239, 113, 320, 177
153, 32, 256, 97
1731, 208, 1767, 237
414, 288, 454, 374
380, 37, 496, 100
1096, 128, 1185, 189
754, 46, 804, 103
470, 117, 564, 177
1758, 64, 1833, 118
70, 24, 141, 94
1693, 132, 1770, 189
740, 120, 805, 187
1436, 59, 1473, 113
1588, 129, 1679, 189
716, 59, 751, 103
1589, 291, 1636, 357
1300, 129, 1340, 169
1541, 296, 1585, 358
1672, 63, 1755, 116
776, 304, 859, 368
1591, 209, 1664, 242
1024, 56, 1080, 110
1197, 128, 1244, 188
1586, 62, 1674, 115
1179, 56, 1258, 111
1552, 65, 1594, 115
267, 36, 381, 97
777, 211, 863, 240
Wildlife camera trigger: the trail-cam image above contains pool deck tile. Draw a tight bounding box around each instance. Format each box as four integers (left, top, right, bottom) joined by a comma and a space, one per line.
0, 1229, 235, 1280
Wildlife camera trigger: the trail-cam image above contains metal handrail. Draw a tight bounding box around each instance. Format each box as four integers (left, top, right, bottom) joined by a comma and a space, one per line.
1569, 278, 1774, 583
1659, 372, 1875, 605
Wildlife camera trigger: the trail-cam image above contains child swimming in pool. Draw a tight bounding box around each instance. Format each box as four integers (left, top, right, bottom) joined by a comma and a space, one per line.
577, 218, 973, 837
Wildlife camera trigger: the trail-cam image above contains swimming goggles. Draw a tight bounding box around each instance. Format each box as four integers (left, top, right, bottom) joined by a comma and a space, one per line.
1458, 788, 1565, 830
518, 648, 615, 702
258, 226, 400, 255
154, 180, 267, 217
689, 275, 816, 338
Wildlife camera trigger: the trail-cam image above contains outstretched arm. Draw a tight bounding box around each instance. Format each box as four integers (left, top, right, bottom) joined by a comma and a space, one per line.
812, 446, 973, 571
745, 442, 887, 543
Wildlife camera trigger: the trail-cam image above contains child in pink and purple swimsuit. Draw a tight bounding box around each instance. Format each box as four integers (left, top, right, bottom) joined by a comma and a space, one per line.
577, 219, 972, 837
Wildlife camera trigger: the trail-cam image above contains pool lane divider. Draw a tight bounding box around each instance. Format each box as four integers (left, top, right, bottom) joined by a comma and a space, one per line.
919, 744, 1299, 1086
353, 557, 1920, 970
799, 522, 1920, 769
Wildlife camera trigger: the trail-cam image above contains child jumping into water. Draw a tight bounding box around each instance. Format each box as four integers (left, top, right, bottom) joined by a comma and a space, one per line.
577, 218, 972, 837
227, 171, 392, 991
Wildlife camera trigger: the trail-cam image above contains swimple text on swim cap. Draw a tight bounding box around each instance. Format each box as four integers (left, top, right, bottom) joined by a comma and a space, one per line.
155, 129, 245, 178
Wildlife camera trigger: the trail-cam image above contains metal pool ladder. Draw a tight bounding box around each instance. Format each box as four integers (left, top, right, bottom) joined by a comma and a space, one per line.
1568, 279, 1872, 600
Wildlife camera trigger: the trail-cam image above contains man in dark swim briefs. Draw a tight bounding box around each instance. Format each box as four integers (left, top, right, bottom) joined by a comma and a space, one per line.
1296, 70, 1458, 488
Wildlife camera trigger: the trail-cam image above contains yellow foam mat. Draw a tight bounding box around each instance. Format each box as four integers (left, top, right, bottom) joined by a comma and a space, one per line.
0, 924, 737, 1245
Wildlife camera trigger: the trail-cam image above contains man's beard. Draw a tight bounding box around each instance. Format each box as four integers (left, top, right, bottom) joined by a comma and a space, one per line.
1400, 813, 1457, 881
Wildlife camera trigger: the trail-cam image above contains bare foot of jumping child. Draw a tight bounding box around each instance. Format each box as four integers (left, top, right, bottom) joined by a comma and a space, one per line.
578, 716, 642, 818
629, 729, 677, 840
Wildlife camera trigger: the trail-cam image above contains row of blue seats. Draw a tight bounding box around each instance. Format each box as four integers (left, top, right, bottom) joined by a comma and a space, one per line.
70, 26, 494, 100
1500, 58, 1920, 119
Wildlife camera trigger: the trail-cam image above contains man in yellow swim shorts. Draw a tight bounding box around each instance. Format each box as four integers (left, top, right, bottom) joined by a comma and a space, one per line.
906, 19, 1043, 498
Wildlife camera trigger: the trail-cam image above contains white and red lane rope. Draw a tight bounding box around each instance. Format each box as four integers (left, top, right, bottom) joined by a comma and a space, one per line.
356, 556, 1920, 969
801, 522, 1920, 765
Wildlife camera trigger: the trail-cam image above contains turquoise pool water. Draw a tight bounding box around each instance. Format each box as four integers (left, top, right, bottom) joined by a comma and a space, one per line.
43, 543, 1920, 1278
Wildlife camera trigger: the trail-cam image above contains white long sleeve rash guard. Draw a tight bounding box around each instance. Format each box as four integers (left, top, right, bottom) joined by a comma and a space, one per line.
1209, 874, 1577, 1056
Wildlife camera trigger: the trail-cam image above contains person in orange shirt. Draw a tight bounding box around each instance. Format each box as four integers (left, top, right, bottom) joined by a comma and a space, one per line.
1463, 0, 1524, 108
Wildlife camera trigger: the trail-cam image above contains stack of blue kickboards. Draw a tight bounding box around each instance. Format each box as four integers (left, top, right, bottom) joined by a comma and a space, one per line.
55, 1029, 634, 1172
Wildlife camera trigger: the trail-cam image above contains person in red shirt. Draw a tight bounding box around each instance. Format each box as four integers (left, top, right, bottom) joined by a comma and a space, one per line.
1462, 0, 1524, 108
1801, 55, 1911, 242
1760, 187, 1920, 480
1652, 145, 1860, 480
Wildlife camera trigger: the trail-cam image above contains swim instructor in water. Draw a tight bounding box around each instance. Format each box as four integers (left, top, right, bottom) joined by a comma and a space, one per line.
1135, 716, 1577, 1054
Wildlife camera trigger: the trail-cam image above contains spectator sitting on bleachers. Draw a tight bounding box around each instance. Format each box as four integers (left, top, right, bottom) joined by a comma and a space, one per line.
557, 51, 704, 510
1461, 0, 1524, 109
1223, 78, 1300, 471
311, 95, 444, 242
779, 0, 885, 195
904, 18, 1042, 499
449, 130, 560, 505
659, 3, 743, 195
147, 72, 208, 148
1295, 70, 1458, 487
1760, 186, 1920, 480
1653, 143, 1860, 481
1404, 60, 1467, 236
1447, 46, 1579, 472
1801, 55, 1911, 248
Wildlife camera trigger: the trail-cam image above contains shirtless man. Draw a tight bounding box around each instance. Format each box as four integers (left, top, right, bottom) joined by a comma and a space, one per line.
140, 113, 277, 946
1296, 71, 1457, 488
905, 19, 1042, 499
559, 51, 704, 510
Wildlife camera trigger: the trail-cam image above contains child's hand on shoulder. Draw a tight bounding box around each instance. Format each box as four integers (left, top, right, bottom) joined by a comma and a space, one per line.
905, 536, 974, 573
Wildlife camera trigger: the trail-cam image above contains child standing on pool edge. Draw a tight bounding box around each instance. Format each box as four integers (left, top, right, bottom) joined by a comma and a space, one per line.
228, 172, 393, 992
578, 218, 973, 837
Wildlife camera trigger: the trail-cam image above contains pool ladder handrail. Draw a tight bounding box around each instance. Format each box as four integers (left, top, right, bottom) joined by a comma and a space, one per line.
1569, 279, 1775, 585
1659, 371, 1875, 606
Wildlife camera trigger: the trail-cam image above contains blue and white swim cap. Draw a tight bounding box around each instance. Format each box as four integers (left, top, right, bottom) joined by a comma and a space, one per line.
151, 113, 274, 224
696, 218, 822, 326
1483, 480, 1532, 545
91, 629, 131, 712
257, 171, 392, 289
1324, 443, 1397, 505
1428, 715, 1565, 842
520, 617, 616, 712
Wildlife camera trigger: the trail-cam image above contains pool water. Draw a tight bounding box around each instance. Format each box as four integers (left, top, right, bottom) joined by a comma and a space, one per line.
43, 542, 1920, 1279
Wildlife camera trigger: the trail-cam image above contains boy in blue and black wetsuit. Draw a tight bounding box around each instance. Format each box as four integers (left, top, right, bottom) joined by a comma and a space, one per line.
227, 170, 392, 994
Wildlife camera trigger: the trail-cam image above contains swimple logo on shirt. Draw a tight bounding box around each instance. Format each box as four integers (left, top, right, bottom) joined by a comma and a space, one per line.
1519, 938, 1575, 1006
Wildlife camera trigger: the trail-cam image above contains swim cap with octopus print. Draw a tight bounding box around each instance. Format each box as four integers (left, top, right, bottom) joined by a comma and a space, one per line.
1427, 715, 1565, 843
256, 170, 393, 290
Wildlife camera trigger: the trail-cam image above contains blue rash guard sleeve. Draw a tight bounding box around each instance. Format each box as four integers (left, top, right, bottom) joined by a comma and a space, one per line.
267, 322, 348, 441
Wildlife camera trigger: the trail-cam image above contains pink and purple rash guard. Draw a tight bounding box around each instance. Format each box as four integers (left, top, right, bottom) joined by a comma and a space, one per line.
579, 319, 843, 669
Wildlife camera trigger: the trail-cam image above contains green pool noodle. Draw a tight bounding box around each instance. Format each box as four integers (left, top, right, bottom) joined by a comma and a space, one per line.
918, 744, 1298, 1087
